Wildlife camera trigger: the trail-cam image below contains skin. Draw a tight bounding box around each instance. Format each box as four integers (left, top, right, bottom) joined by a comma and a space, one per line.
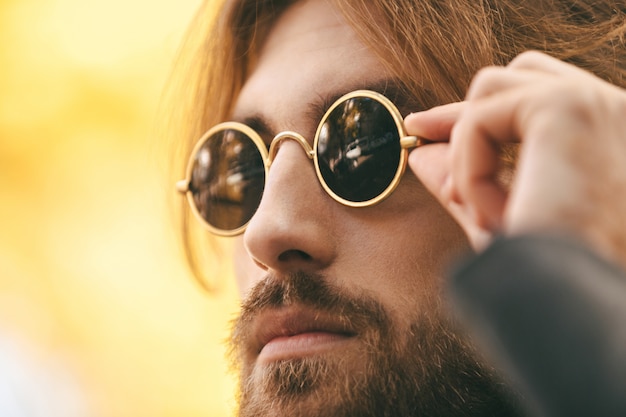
232, 0, 466, 331
226, 2, 507, 415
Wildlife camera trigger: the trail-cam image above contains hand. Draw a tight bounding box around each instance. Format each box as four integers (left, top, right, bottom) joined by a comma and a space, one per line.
405, 51, 626, 266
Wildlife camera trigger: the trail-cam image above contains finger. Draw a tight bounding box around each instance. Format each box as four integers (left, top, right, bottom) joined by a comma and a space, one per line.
508, 50, 588, 77
408, 143, 495, 249
407, 142, 463, 208
408, 143, 461, 225
404, 101, 465, 141
452, 118, 508, 230
449, 88, 532, 230
466, 65, 554, 101
408, 142, 450, 199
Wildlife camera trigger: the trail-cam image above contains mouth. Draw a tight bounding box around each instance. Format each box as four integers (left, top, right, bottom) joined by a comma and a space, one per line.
252, 307, 357, 364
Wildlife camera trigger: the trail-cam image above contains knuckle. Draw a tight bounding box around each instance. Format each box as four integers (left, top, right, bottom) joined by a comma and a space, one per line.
467, 65, 503, 96
508, 50, 545, 68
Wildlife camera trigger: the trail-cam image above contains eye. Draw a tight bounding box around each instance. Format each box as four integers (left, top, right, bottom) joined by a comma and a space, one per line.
315, 95, 402, 203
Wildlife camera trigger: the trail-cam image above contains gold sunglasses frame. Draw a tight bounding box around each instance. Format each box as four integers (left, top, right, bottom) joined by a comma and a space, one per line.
176, 90, 425, 236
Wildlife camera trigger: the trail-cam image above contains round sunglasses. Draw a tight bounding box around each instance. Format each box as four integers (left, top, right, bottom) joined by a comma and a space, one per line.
176, 90, 426, 236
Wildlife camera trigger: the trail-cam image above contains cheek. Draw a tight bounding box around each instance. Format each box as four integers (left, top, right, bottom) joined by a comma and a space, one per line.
335, 187, 469, 319
232, 237, 262, 299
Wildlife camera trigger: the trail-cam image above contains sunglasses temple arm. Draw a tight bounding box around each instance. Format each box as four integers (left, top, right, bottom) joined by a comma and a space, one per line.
176, 179, 190, 194
400, 135, 429, 149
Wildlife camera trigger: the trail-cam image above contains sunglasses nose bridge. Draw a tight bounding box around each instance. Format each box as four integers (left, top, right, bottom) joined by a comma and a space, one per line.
267, 131, 315, 167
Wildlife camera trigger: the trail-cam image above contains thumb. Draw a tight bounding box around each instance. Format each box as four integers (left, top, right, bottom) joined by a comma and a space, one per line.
408, 143, 495, 251
407, 143, 450, 202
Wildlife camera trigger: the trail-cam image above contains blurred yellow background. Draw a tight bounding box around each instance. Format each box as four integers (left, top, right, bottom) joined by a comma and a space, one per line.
0, 0, 239, 416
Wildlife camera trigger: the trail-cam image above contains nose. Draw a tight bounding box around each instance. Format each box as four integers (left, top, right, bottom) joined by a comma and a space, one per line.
243, 137, 337, 273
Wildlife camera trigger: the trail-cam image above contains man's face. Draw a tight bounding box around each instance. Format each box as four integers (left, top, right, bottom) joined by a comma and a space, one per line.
228, 0, 520, 415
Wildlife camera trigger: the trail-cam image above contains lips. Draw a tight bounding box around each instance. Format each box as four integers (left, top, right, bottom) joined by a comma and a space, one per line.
251, 306, 356, 363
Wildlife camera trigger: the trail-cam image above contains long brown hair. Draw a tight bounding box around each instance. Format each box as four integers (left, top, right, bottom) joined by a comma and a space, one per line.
166, 0, 626, 290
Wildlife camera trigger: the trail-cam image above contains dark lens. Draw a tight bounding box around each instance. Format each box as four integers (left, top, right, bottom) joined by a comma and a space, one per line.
188, 129, 265, 231
316, 97, 401, 202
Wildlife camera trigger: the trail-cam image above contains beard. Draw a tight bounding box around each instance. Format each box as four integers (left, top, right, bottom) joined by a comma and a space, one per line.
228, 272, 525, 417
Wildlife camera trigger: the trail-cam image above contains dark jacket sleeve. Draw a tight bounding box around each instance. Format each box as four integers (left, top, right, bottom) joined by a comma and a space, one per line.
449, 234, 626, 417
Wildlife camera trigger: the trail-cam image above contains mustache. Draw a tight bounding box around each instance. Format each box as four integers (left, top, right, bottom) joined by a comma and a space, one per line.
240, 271, 387, 325
230, 272, 391, 359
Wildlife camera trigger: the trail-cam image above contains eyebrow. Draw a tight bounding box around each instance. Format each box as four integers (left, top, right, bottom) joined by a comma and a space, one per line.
238, 114, 275, 141
231, 77, 424, 143
307, 77, 421, 122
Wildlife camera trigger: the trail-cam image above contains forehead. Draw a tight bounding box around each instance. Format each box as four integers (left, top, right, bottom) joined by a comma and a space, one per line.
233, 0, 392, 129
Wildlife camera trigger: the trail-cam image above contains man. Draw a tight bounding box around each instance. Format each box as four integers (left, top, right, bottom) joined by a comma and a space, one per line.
172, 0, 626, 415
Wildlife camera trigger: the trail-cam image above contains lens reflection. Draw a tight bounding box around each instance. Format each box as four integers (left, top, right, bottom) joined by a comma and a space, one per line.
189, 129, 265, 231
317, 97, 401, 202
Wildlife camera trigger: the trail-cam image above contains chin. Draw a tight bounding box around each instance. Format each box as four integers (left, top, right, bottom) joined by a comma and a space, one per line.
234, 326, 525, 417
237, 352, 383, 417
